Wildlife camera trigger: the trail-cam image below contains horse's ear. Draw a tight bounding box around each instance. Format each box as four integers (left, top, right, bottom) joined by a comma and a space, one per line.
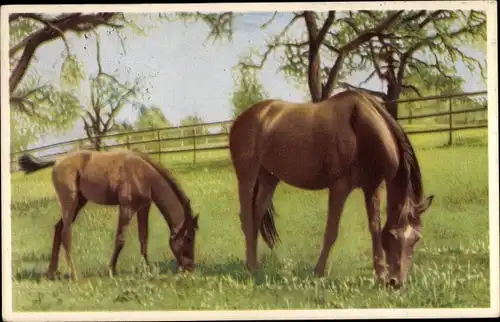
418, 195, 434, 215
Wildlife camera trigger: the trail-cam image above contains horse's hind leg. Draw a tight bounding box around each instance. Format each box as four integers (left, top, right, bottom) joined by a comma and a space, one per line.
314, 178, 351, 277
47, 194, 87, 280
136, 203, 151, 267
233, 158, 260, 272
362, 181, 387, 283
108, 205, 135, 277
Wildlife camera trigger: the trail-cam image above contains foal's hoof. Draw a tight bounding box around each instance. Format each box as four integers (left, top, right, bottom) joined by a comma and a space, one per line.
108, 268, 117, 278
62, 273, 79, 281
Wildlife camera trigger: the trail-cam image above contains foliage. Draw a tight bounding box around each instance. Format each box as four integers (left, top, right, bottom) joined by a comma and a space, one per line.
339, 10, 486, 118
135, 105, 173, 130
9, 73, 82, 153
230, 61, 270, 118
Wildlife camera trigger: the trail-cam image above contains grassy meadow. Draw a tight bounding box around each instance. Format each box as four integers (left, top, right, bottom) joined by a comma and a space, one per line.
9, 127, 491, 311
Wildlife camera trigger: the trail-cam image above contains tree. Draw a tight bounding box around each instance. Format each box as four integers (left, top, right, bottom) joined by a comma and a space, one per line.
10, 73, 82, 153
8, 12, 123, 95
135, 104, 173, 130
230, 62, 270, 118
397, 69, 465, 124
205, 10, 405, 103
339, 10, 486, 119
81, 34, 142, 151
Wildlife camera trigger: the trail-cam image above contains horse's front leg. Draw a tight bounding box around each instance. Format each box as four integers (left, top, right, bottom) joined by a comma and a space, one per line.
137, 203, 151, 267
314, 180, 350, 277
109, 206, 134, 277
363, 183, 388, 283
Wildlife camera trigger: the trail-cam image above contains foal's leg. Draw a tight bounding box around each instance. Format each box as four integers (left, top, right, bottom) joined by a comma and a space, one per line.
363, 182, 387, 282
253, 168, 279, 250
47, 195, 87, 280
59, 194, 85, 281
108, 206, 135, 277
136, 203, 151, 266
314, 180, 350, 277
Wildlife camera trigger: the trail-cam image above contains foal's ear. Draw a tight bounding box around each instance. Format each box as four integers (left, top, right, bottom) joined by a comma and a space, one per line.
418, 195, 434, 214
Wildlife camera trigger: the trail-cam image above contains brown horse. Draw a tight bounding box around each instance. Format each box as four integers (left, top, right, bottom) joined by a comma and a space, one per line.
229, 89, 434, 288
18, 150, 199, 280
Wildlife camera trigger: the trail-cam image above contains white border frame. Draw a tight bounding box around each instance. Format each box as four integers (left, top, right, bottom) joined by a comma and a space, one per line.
2, 2, 498, 321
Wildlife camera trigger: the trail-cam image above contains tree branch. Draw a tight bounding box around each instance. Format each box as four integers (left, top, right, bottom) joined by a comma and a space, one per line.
401, 83, 423, 97
9, 12, 120, 94
321, 10, 404, 99
316, 11, 336, 45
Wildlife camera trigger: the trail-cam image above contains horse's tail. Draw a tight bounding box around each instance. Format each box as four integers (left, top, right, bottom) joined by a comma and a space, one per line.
252, 179, 280, 249
18, 154, 56, 174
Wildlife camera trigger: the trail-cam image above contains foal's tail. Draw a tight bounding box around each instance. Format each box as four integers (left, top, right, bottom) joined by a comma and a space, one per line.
253, 181, 280, 249
18, 154, 56, 174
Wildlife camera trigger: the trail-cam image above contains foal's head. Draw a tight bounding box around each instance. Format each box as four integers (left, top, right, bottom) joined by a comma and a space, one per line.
170, 211, 199, 272
382, 194, 434, 288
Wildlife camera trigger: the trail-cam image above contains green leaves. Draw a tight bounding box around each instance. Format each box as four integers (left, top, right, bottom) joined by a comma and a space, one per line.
60, 54, 86, 90
135, 105, 173, 130
10, 75, 83, 153
231, 61, 269, 118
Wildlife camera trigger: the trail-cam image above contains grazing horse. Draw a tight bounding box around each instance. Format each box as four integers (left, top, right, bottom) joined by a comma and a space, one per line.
229, 89, 434, 288
18, 150, 199, 280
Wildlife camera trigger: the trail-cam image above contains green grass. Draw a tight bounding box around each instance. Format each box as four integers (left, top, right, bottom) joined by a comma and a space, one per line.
9, 128, 491, 311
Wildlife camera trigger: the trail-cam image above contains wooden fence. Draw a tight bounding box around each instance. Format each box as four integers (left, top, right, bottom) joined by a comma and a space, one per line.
9, 90, 488, 172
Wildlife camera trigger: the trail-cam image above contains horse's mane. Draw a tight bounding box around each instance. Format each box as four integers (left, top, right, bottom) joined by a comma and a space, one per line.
135, 152, 194, 219
354, 90, 424, 218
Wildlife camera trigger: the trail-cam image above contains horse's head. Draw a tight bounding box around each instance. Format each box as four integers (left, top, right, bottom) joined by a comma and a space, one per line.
170, 214, 199, 272
382, 194, 434, 288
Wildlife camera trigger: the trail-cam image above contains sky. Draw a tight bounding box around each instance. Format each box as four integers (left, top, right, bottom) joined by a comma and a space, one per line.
17, 11, 487, 149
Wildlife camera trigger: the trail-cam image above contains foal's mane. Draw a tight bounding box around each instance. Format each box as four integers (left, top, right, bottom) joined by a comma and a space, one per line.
135, 152, 194, 220
355, 90, 424, 219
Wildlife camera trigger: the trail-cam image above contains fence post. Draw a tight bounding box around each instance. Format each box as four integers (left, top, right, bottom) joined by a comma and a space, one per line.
192, 127, 196, 166
126, 135, 130, 150
157, 130, 161, 163
448, 99, 453, 146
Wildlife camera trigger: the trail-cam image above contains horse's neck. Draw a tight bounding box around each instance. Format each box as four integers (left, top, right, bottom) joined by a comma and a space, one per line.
150, 176, 186, 232
385, 181, 410, 225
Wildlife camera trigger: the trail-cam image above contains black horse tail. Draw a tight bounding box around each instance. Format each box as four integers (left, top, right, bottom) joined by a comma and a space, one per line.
18, 154, 56, 174
252, 179, 280, 249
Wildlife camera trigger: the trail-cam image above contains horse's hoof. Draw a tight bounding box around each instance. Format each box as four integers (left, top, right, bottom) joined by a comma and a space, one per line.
46, 271, 57, 281
245, 262, 258, 274
374, 270, 388, 284
314, 266, 326, 277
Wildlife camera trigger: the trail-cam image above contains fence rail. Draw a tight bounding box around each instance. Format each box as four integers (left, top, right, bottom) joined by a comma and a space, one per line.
9, 90, 488, 172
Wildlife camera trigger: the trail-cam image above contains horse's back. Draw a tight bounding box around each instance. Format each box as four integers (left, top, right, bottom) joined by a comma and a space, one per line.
52, 149, 151, 205
229, 98, 357, 189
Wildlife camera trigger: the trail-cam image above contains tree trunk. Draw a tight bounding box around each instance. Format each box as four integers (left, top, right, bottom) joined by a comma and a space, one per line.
307, 46, 322, 103
94, 137, 102, 151
386, 83, 402, 120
